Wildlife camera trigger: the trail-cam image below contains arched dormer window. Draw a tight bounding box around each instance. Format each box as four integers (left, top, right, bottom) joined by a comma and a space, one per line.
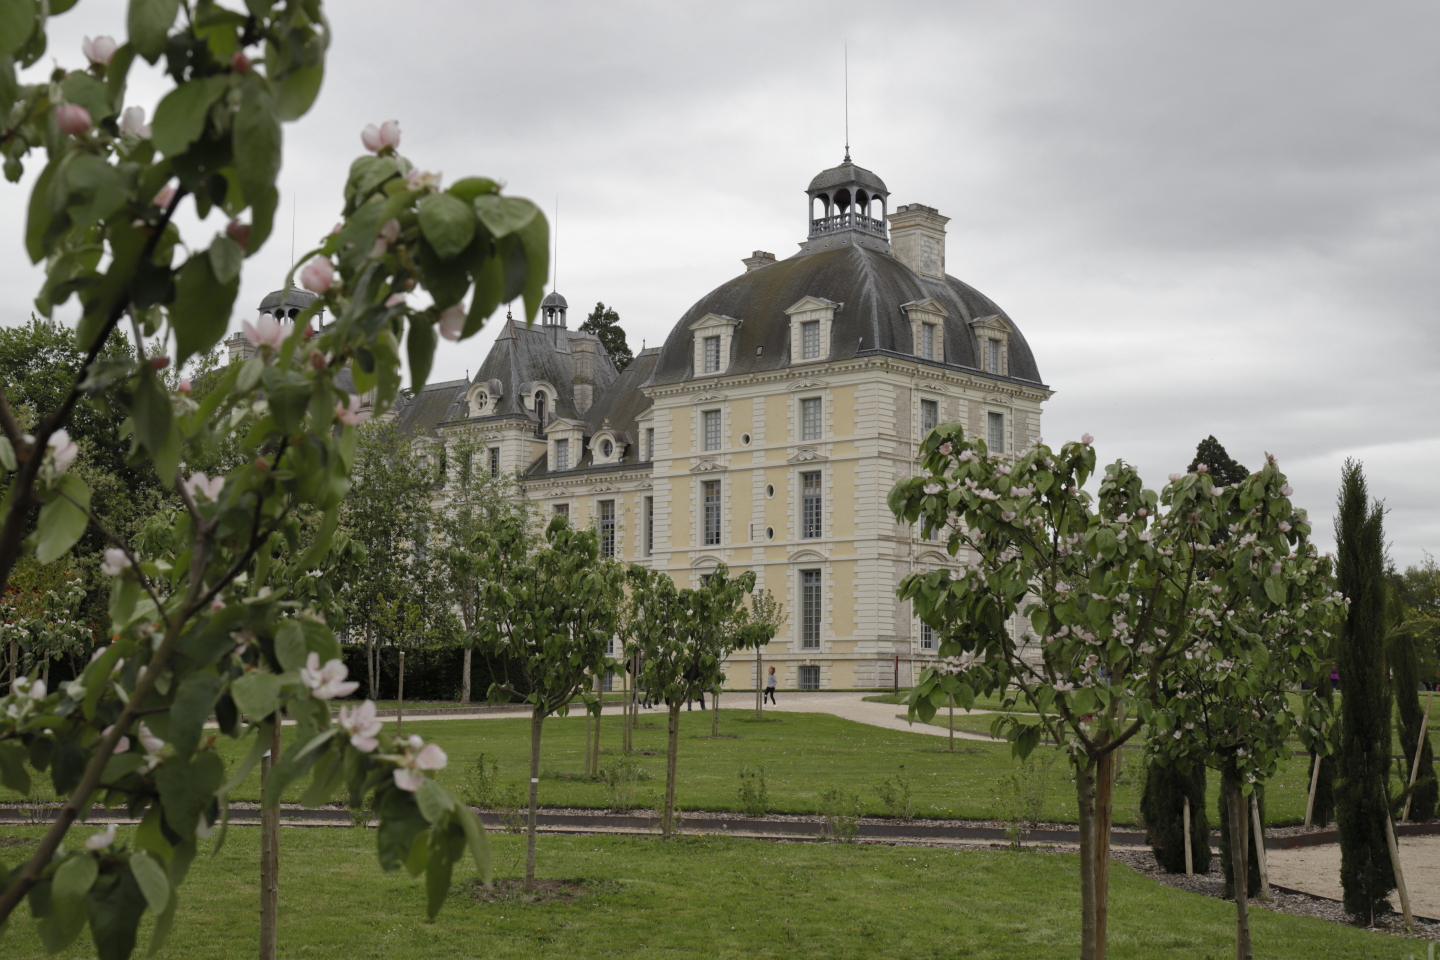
690, 313, 740, 378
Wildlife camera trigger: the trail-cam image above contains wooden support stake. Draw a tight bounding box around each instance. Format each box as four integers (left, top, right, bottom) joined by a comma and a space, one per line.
1303, 750, 1322, 829
1182, 795, 1194, 876
396, 650, 405, 738
1384, 814, 1416, 934
1251, 794, 1271, 900
1403, 687, 1433, 823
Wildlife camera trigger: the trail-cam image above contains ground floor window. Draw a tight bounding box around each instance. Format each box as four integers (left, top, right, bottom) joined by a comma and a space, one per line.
801, 569, 821, 649
798, 664, 820, 690
603, 671, 614, 692
920, 622, 935, 650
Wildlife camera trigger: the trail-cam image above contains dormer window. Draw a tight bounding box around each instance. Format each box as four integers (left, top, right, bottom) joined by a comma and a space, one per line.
902, 298, 948, 364
690, 314, 740, 378
785, 296, 839, 366
554, 438, 570, 471
968, 314, 1013, 378
590, 426, 628, 466
465, 378, 502, 418
986, 339, 1004, 375
921, 324, 937, 360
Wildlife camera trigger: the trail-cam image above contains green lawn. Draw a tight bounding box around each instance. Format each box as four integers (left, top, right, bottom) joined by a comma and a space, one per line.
0, 824, 1409, 959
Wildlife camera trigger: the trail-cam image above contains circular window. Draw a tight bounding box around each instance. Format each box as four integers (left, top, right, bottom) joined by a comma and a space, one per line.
741, 433, 751, 446
765, 526, 774, 540
765, 484, 775, 498
600, 439, 613, 459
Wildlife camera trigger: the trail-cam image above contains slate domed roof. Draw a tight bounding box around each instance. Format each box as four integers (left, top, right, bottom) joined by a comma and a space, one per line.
807, 160, 888, 196
540, 291, 568, 309
645, 244, 1044, 388
258, 287, 320, 319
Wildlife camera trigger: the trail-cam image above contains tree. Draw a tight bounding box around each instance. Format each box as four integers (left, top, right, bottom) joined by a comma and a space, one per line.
1139, 760, 1209, 875
1333, 459, 1394, 924
0, 4, 550, 954
1, 558, 91, 688
580, 302, 633, 372
472, 515, 622, 891
626, 563, 758, 837
745, 588, 786, 718
1392, 558, 1438, 822
889, 429, 1311, 960
1188, 436, 1249, 489
338, 421, 443, 699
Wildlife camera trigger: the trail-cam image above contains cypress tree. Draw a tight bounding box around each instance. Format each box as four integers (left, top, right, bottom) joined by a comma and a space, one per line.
1217, 782, 1265, 898
580, 302, 634, 372
1140, 757, 1210, 874
1391, 624, 1437, 821
1188, 435, 1250, 489
1333, 459, 1395, 924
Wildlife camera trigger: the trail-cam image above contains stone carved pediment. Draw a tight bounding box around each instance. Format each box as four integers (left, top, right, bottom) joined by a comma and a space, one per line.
786, 445, 828, 463
690, 457, 725, 473
917, 380, 948, 394
590, 482, 618, 493
789, 378, 828, 391
691, 392, 727, 404
633, 479, 654, 490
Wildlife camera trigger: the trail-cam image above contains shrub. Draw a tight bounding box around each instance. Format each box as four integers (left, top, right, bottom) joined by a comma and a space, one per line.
599, 755, 650, 812
737, 766, 769, 817
1218, 783, 1265, 899
1140, 757, 1211, 874
819, 788, 864, 842
994, 752, 1056, 849
874, 766, 914, 820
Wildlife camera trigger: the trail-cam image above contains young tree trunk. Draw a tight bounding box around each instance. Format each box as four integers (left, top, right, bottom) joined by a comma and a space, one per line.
948, 693, 954, 752
663, 701, 682, 839
591, 677, 603, 776
711, 687, 719, 738
396, 650, 405, 738
258, 722, 281, 960
460, 647, 472, 704
1093, 748, 1116, 960
1076, 756, 1099, 960
1224, 766, 1254, 960
525, 709, 543, 893
366, 634, 377, 701
584, 705, 593, 778
623, 659, 634, 753
755, 649, 762, 719
41, 658, 49, 691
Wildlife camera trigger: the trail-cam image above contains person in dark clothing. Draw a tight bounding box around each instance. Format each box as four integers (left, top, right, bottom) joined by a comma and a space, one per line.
764, 666, 778, 705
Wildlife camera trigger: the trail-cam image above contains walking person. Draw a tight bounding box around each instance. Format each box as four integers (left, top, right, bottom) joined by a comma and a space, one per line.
763, 666, 778, 705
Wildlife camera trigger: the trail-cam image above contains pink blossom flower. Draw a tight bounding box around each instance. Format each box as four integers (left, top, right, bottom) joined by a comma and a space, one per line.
405, 168, 441, 192
369, 219, 402, 258
1196, 463, 1208, 474
178, 379, 192, 393
242, 312, 292, 351
1001, 510, 1016, 522
393, 734, 447, 792
82, 35, 117, 65
41, 428, 79, 476
137, 723, 165, 769
1168, 473, 1181, 483
183, 471, 224, 502
361, 120, 401, 153
100, 548, 132, 577
299, 652, 359, 700
958, 450, 974, 462
85, 824, 117, 851
339, 700, 383, 753
1279, 484, 1292, 497
923, 483, 942, 496
226, 219, 251, 250
210, 597, 226, 611
1053, 681, 1074, 692
438, 304, 466, 342
384, 293, 406, 308
56, 103, 92, 136
119, 106, 151, 138
231, 50, 251, 73
300, 256, 336, 294
336, 393, 369, 427
101, 725, 130, 754
938, 442, 952, 455
1080, 433, 1093, 445
152, 184, 177, 209
1277, 521, 1291, 532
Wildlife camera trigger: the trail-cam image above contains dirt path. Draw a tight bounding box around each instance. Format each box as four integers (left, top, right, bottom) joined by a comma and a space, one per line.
1266, 835, 1440, 921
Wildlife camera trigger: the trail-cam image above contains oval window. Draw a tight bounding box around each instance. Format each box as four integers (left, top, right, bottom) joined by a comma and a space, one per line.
741, 433, 751, 446
765, 484, 775, 499
765, 526, 775, 540
600, 439, 613, 459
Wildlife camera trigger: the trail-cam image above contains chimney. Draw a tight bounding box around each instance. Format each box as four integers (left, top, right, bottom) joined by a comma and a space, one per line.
886, 204, 950, 280
741, 250, 776, 273
571, 338, 596, 414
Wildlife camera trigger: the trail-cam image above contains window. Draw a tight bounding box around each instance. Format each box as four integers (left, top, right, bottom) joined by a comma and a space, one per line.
554, 438, 569, 471
645, 427, 654, 462
703, 410, 721, 452
602, 672, 614, 692
920, 399, 938, 434
703, 335, 721, 374
801, 471, 822, 539
800, 397, 821, 441
644, 496, 654, 556
801, 321, 820, 360
921, 323, 936, 360
798, 664, 820, 690
703, 480, 721, 546
488, 447, 500, 477
600, 439, 613, 459
921, 622, 935, 650
801, 569, 821, 648
534, 391, 547, 425
599, 500, 616, 557
987, 339, 1002, 375
554, 503, 569, 519
987, 411, 1005, 454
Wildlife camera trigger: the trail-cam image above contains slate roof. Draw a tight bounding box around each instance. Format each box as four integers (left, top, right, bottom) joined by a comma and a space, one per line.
523, 348, 659, 477
645, 244, 1045, 388
394, 377, 469, 438
807, 160, 888, 196
467, 319, 618, 425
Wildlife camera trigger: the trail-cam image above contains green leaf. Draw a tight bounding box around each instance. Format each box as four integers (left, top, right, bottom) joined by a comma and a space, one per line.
455, 805, 491, 884
172, 250, 238, 363
1264, 576, 1285, 605
85, 867, 146, 960
272, 62, 323, 122
40, 853, 97, 952
60, 72, 114, 122
233, 81, 281, 198
516, 212, 549, 324
35, 472, 90, 564
25, 158, 57, 263
297, 746, 343, 807
133, 804, 173, 860
274, 620, 308, 672
425, 822, 463, 918
0, 741, 30, 793
406, 318, 436, 392
377, 789, 429, 872
0, 0, 36, 58
154, 750, 224, 837
127, 0, 180, 62
219, 723, 272, 795
127, 852, 170, 913
62, 153, 131, 228
472, 195, 537, 238
416, 778, 455, 825
169, 671, 222, 760
261, 366, 311, 434
417, 192, 475, 260
151, 75, 228, 156
447, 177, 499, 202
464, 248, 503, 337
229, 672, 281, 721
131, 372, 179, 480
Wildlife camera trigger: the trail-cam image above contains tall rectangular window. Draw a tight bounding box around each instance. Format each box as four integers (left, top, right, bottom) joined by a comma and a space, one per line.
488, 447, 500, 477
703, 335, 721, 373
703, 480, 721, 546
801, 471, 822, 539
800, 397, 821, 441
553, 503, 569, 519
798, 664, 820, 690
987, 411, 1005, 454
554, 438, 569, 471
921, 323, 935, 360
987, 339, 1002, 374
920, 622, 935, 650
703, 410, 721, 451
645, 427, 654, 462
801, 321, 820, 360
920, 399, 938, 434
599, 500, 616, 558
801, 569, 822, 649
644, 496, 654, 557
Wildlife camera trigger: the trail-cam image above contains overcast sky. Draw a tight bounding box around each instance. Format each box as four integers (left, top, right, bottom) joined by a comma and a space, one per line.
6, 1, 1438, 566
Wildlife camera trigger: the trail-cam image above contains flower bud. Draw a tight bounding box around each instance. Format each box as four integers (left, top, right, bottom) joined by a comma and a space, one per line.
150, 356, 170, 371
226, 220, 251, 250
56, 103, 92, 136
178, 379, 192, 393
231, 50, 251, 72
300, 256, 336, 294
82, 35, 117, 66
438, 305, 466, 342
310, 350, 326, 371
119, 106, 152, 139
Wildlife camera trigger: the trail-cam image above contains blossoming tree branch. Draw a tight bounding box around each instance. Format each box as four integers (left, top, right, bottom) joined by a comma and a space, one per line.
887, 427, 1335, 960
0, 2, 548, 955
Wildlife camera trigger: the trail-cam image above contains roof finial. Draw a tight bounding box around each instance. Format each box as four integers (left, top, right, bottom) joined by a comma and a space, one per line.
843, 41, 850, 163
552, 194, 560, 293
